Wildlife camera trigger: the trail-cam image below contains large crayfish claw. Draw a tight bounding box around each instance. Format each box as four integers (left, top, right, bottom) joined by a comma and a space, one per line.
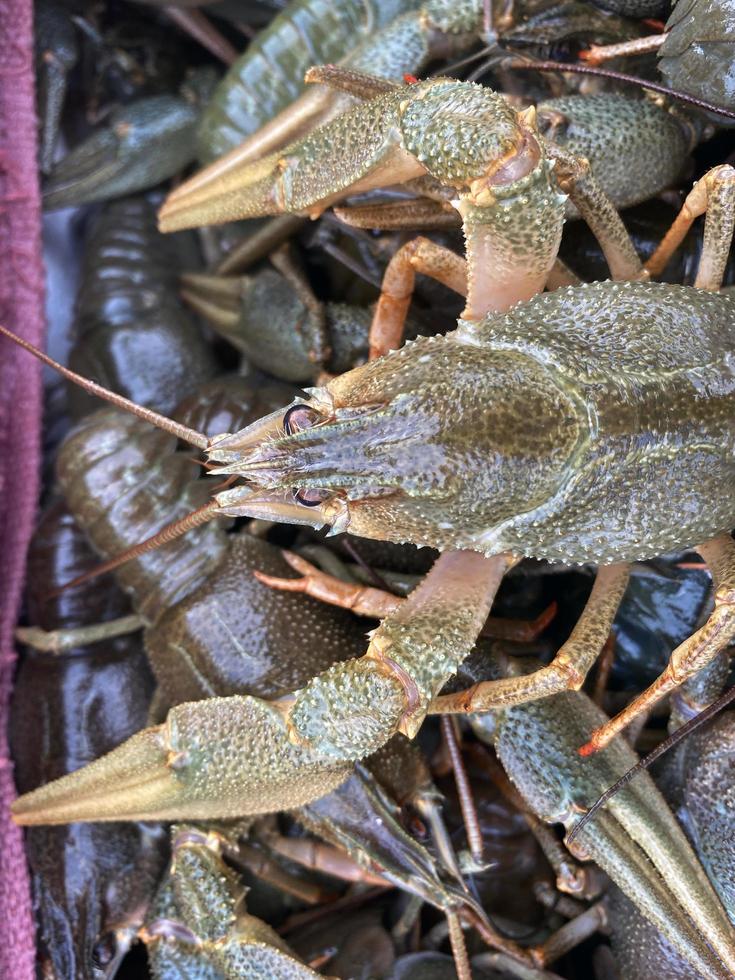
158, 75, 524, 233
472, 659, 735, 980
43, 92, 202, 211
11, 696, 352, 825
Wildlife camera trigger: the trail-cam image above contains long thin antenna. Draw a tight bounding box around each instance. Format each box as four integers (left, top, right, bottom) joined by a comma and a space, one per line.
46, 500, 222, 597
567, 683, 735, 845
431, 44, 497, 78
0, 325, 210, 450
505, 60, 735, 121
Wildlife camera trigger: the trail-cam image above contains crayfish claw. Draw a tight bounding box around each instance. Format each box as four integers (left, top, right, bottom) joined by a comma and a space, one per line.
43, 95, 201, 211
11, 725, 171, 825
12, 695, 352, 825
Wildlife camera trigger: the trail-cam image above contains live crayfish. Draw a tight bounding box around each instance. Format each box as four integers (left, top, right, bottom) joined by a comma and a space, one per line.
10, 3, 735, 974
20, 372, 511, 974
8, 224, 735, 980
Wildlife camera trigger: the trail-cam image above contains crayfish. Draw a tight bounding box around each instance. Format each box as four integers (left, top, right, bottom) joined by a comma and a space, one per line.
5, 18, 735, 977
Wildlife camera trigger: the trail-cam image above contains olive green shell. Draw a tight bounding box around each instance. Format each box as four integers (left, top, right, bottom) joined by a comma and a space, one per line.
538, 94, 690, 211
196, 0, 411, 161
659, 0, 735, 118
466, 281, 735, 562
282, 282, 735, 563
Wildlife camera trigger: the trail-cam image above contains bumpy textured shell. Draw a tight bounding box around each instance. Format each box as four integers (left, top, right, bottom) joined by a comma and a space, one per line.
468, 281, 735, 562
304, 282, 735, 562
607, 888, 699, 978
197, 0, 410, 161
539, 94, 690, 210
684, 714, 735, 919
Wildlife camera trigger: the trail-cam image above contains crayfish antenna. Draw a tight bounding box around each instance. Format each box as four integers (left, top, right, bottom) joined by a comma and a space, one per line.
505, 60, 735, 122
45, 500, 223, 599
0, 324, 210, 450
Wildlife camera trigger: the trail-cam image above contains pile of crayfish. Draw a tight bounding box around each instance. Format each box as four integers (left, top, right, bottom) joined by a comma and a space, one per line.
3, 0, 735, 976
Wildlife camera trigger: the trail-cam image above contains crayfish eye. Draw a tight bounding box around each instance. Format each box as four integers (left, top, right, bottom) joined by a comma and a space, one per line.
293, 487, 330, 507
91, 934, 117, 970
283, 403, 321, 435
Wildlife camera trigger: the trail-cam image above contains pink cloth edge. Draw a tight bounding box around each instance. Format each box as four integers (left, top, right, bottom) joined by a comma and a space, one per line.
0, 0, 45, 973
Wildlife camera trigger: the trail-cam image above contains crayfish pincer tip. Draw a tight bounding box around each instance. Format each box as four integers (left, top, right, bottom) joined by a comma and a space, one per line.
11, 726, 172, 826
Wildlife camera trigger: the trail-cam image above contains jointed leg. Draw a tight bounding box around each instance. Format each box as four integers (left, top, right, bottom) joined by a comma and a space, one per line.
16, 613, 144, 653
524, 812, 599, 898
257, 549, 556, 641
581, 533, 735, 754
550, 147, 643, 281
432, 563, 630, 714
254, 550, 402, 617
580, 33, 667, 66
266, 834, 389, 887
645, 164, 735, 287
368, 236, 467, 359
441, 716, 484, 866
530, 902, 607, 968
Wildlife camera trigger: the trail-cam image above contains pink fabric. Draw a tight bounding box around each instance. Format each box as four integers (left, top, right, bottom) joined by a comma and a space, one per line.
0, 0, 44, 973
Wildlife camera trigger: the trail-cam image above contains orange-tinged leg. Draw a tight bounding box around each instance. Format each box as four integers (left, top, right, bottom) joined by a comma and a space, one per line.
256, 550, 556, 640
253, 550, 402, 617
232, 840, 336, 905
646, 164, 735, 287
432, 563, 630, 714
579, 32, 666, 66
580, 534, 735, 755
266, 835, 390, 887
368, 236, 468, 359
481, 601, 557, 643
